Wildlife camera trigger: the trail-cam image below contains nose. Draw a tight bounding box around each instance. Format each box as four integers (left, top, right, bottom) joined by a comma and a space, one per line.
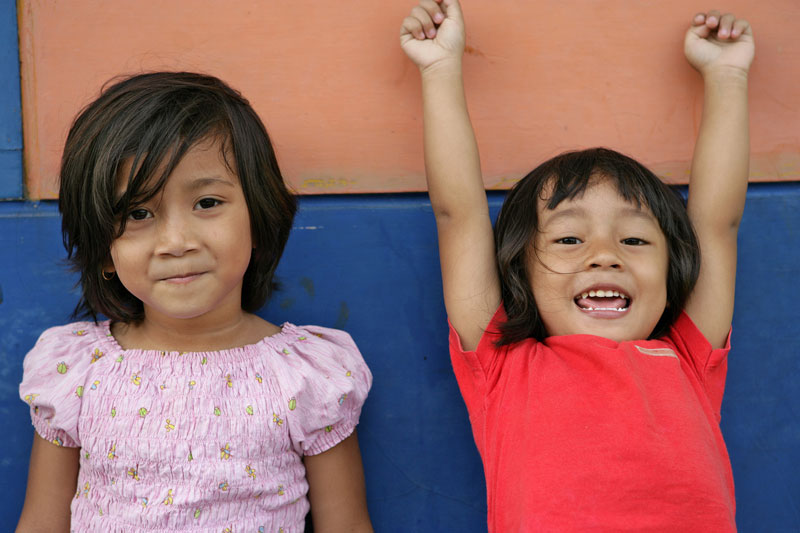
586, 239, 622, 270
154, 213, 197, 257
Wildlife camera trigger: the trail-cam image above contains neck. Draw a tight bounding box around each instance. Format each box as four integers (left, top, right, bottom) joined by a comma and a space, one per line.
113, 307, 279, 352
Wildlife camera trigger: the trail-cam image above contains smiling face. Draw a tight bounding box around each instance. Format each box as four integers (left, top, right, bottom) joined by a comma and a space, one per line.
107, 138, 254, 326
527, 177, 669, 342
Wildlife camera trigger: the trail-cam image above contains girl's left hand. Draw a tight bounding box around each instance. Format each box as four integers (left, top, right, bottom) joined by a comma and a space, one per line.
684, 10, 754, 76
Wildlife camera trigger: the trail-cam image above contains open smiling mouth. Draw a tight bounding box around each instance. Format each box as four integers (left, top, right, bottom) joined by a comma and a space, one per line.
574, 289, 631, 312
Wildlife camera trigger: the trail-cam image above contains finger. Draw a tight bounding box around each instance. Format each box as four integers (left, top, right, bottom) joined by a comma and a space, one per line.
705, 9, 722, 30
717, 13, 736, 40
400, 16, 426, 41
688, 13, 711, 39
411, 5, 437, 38
730, 18, 751, 39
420, 0, 445, 25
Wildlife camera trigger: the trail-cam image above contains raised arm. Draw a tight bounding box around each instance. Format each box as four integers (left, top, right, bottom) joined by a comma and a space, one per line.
400, 0, 500, 350
683, 11, 754, 349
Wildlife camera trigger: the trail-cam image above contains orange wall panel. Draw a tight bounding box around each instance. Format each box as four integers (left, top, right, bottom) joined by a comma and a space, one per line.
19, 0, 800, 198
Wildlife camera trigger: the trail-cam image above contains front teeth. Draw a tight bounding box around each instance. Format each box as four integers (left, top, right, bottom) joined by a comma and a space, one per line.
580, 289, 628, 299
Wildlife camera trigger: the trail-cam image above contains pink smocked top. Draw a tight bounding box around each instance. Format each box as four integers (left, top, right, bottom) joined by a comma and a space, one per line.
19, 320, 372, 532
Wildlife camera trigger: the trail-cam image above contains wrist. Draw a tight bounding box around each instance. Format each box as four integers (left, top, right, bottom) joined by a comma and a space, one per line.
701, 64, 750, 86
419, 57, 464, 80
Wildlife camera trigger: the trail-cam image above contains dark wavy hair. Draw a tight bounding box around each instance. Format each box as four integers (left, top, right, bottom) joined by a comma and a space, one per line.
494, 147, 700, 346
59, 72, 297, 323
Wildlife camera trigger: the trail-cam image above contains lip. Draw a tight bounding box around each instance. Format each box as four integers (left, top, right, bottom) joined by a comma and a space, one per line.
160, 272, 205, 284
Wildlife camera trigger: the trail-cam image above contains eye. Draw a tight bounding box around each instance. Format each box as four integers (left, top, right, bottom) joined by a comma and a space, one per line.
622, 237, 648, 246
555, 237, 582, 245
127, 208, 152, 221
195, 197, 222, 210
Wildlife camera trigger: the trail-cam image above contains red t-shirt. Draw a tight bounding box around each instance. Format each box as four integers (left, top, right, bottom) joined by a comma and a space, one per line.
449, 306, 735, 532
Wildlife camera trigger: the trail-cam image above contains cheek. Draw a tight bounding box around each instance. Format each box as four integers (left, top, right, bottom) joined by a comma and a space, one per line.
108, 242, 121, 269
108, 238, 144, 276
528, 266, 566, 313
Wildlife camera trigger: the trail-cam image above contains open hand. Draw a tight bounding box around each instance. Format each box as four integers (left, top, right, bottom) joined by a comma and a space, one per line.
400, 0, 465, 73
684, 11, 754, 76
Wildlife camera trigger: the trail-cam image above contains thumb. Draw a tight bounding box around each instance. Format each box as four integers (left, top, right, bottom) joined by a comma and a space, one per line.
442, 0, 465, 26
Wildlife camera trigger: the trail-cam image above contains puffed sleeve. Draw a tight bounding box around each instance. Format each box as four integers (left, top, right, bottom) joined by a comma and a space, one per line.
279, 326, 372, 456
18, 323, 97, 448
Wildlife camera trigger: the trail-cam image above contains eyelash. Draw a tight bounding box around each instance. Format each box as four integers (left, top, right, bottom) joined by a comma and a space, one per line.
127, 208, 151, 221
554, 237, 650, 246
125, 198, 222, 220
622, 238, 649, 246
195, 197, 222, 210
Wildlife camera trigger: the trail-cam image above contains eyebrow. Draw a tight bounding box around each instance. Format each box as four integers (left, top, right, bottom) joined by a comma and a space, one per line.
542, 206, 657, 225
185, 176, 237, 191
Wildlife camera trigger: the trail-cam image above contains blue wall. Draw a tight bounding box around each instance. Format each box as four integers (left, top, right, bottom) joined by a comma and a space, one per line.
0, 0, 22, 199
2, 189, 800, 531
1, 2, 798, 530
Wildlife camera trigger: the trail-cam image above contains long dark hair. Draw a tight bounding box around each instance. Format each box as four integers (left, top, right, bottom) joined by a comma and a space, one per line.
494, 147, 700, 345
59, 72, 297, 323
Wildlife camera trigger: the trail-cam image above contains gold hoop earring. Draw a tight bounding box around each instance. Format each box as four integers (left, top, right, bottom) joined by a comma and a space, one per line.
102, 271, 115, 281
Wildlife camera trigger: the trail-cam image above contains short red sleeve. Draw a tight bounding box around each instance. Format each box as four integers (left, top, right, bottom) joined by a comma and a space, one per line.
667, 312, 732, 421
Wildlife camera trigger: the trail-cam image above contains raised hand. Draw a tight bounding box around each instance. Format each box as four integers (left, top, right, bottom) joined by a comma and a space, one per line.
684, 10, 755, 76
400, 0, 465, 73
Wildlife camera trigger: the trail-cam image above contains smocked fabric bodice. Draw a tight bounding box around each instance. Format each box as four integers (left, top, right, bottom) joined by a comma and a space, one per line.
20, 320, 372, 533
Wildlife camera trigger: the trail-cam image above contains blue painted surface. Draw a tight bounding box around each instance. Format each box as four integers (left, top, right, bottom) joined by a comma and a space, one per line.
1, 187, 799, 531
0, 0, 22, 199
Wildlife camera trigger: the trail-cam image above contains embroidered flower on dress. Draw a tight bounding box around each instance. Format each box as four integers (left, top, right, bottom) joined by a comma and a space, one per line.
90, 348, 104, 363
220, 443, 232, 460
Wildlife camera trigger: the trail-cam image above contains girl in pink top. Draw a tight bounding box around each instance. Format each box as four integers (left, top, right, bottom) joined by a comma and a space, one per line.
18, 72, 373, 532
401, 1, 753, 531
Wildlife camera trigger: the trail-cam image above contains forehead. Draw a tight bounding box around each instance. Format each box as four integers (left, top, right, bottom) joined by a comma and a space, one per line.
537, 177, 657, 225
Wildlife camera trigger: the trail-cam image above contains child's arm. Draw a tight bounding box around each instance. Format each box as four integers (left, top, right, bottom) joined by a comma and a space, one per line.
303, 431, 372, 532
16, 434, 79, 532
401, 0, 501, 351
683, 11, 755, 349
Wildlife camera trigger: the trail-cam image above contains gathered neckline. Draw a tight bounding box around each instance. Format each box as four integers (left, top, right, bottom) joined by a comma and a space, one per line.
92, 319, 305, 362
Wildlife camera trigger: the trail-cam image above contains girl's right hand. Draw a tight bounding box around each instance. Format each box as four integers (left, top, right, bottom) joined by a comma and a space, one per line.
400, 0, 465, 73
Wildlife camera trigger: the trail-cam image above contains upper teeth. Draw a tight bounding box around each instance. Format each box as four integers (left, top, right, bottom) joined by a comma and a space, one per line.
581, 290, 628, 299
